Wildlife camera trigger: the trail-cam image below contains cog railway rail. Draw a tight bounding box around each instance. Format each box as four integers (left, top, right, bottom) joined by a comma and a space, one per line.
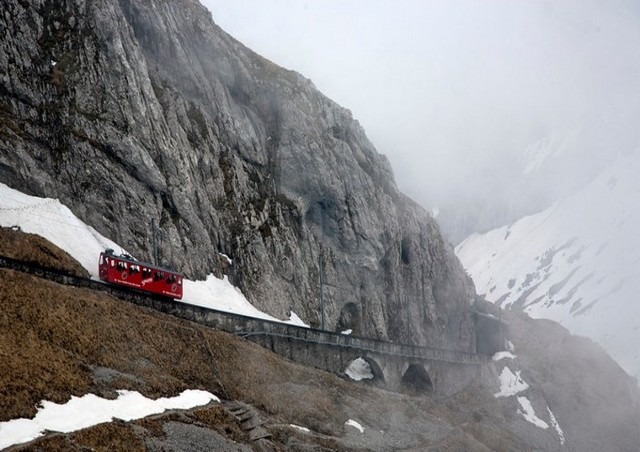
0, 254, 488, 386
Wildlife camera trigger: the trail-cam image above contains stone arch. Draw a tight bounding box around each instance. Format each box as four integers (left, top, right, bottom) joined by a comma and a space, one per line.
362, 357, 385, 383
344, 356, 385, 384
401, 363, 433, 392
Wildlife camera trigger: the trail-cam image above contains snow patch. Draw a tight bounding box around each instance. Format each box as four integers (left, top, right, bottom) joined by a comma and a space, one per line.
516, 397, 549, 429
492, 351, 516, 361
345, 358, 374, 381
494, 367, 529, 398
0, 390, 218, 449
182, 275, 309, 326
345, 419, 365, 433
218, 253, 232, 265
547, 407, 565, 445
289, 424, 310, 433
287, 311, 308, 327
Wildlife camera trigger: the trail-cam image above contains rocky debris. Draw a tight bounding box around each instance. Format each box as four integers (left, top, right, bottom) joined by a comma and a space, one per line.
0, 0, 476, 350
144, 419, 253, 452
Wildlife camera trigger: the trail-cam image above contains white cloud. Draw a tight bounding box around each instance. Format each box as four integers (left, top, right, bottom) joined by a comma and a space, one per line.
201, 0, 640, 222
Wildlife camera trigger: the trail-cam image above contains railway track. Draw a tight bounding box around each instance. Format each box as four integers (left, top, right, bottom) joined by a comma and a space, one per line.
0, 254, 171, 306
0, 254, 488, 366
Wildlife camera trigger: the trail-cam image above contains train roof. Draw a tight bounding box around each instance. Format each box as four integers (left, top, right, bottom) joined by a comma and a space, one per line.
101, 250, 182, 276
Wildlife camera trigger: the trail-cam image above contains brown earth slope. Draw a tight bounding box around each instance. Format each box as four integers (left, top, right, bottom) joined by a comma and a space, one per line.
0, 226, 88, 278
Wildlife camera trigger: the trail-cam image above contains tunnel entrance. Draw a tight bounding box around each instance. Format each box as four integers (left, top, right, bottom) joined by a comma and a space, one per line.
336, 302, 361, 335
401, 364, 433, 392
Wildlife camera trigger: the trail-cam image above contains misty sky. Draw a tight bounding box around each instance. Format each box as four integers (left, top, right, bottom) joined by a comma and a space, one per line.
201, 0, 640, 232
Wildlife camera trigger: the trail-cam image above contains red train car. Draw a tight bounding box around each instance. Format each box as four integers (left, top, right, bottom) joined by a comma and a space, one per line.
98, 249, 183, 300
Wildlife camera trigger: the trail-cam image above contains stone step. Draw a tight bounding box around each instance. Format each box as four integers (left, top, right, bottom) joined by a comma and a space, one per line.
222, 400, 267, 434
242, 416, 265, 430
236, 411, 254, 422
249, 426, 272, 441
228, 407, 249, 416
222, 401, 247, 411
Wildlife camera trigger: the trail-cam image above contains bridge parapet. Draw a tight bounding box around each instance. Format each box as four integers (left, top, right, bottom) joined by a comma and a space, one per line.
150, 298, 486, 365
137, 298, 488, 394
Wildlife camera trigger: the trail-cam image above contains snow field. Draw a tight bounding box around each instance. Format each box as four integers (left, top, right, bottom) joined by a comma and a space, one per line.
457, 151, 640, 380
0, 390, 219, 449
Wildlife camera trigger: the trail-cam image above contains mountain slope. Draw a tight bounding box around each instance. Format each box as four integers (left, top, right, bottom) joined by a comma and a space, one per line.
457, 150, 640, 379
2, 228, 640, 450
1, 0, 474, 350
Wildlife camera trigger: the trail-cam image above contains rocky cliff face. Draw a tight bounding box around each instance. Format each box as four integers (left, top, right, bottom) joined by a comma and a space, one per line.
0, 0, 475, 349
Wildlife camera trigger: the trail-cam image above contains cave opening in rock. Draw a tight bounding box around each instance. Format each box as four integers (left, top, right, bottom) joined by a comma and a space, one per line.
336, 302, 361, 334
400, 237, 411, 265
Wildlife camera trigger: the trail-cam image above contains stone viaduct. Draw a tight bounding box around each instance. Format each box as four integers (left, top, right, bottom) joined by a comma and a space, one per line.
134, 296, 493, 396
1, 255, 503, 396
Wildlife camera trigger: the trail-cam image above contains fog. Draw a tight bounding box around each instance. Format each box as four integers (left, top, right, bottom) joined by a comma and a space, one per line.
201, 0, 640, 241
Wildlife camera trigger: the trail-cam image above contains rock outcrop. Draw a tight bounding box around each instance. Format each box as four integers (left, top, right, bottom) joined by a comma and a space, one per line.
0, 0, 475, 349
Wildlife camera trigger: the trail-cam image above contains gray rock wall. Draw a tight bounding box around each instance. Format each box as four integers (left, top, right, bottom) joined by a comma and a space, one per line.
0, 0, 475, 350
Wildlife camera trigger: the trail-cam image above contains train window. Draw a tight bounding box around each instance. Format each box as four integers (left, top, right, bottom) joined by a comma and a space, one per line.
142, 268, 151, 278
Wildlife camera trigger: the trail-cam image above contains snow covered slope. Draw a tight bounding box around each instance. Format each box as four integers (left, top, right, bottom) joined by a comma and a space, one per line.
456, 151, 640, 380
0, 182, 306, 326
